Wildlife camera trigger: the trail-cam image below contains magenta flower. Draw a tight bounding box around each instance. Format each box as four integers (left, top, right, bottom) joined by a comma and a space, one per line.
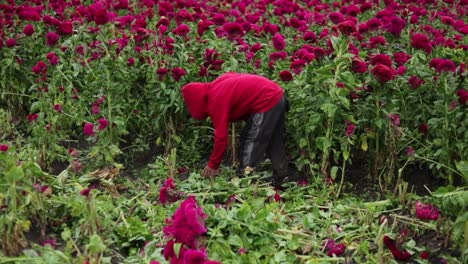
386, 16, 406, 37
457, 89, 468, 105
411, 33, 432, 54
159, 178, 181, 204
97, 118, 108, 130
27, 113, 38, 123
53, 104, 62, 113
0, 144, 8, 152
171, 67, 186, 81
6, 38, 17, 48
436, 59, 456, 73
46, 32, 59, 46
337, 21, 356, 35
397, 66, 406, 75
80, 188, 91, 197
290, 60, 305, 74
303, 31, 316, 43
345, 124, 355, 137
32, 61, 47, 75
93, 7, 109, 25
406, 147, 415, 157
387, 113, 400, 127
127, 57, 135, 66
418, 123, 428, 134
46, 52, 59, 65
223, 22, 244, 40
369, 36, 386, 48
370, 54, 392, 67
163, 196, 207, 249
279, 70, 293, 82
408, 76, 424, 89
351, 58, 367, 73
23, 24, 35, 36
40, 239, 56, 249
415, 201, 440, 220
273, 191, 281, 202
371, 64, 396, 83
58, 21, 73, 35
156, 68, 168, 80
383, 236, 411, 261
83, 123, 94, 136
183, 249, 207, 264
393, 52, 411, 66
329, 12, 344, 24
323, 239, 345, 257
272, 33, 285, 51
172, 24, 190, 36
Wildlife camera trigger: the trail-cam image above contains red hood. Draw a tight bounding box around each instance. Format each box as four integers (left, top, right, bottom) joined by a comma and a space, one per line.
181, 82, 209, 120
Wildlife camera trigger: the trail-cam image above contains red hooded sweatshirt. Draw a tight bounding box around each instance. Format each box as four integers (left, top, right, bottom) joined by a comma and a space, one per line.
181, 72, 283, 169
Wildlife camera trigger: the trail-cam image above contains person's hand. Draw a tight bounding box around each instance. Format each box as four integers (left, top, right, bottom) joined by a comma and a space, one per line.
201, 165, 220, 177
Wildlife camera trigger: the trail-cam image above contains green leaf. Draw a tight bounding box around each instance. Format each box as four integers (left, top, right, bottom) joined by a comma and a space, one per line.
315, 137, 331, 153
61, 229, 71, 241
86, 234, 106, 254
330, 166, 339, 180
287, 236, 299, 250
299, 138, 308, 148
6, 165, 24, 182
455, 161, 468, 181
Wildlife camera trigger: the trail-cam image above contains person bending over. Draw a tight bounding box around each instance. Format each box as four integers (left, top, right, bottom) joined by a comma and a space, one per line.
181, 72, 290, 188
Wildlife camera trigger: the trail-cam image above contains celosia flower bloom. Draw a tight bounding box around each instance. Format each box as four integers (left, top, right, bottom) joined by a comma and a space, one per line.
223, 22, 244, 40
383, 236, 411, 261
387, 113, 400, 127
0, 144, 8, 152
370, 54, 392, 67
393, 52, 411, 66
163, 196, 207, 249
436, 59, 456, 73
272, 33, 285, 51
97, 118, 108, 130
323, 239, 345, 257
28, 113, 38, 122
53, 104, 62, 113
345, 124, 355, 137
411, 33, 432, 54
418, 124, 428, 134
159, 178, 181, 204
171, 67, 186, 81
351, 58, 367, 73
337, 21, 356, 35
46, 52, 59, 65
6, 38, 17, 48
415, 201, 440, 220
457, 89, 468, 104
23, 24, 35, 36
371, 64, 396, 83
279, 70, 293, 82
156, 68, 168, 80
408, 76, 424, 89
80, 188, 91, 197
46, 32, 60, 46
172, 24, 190, 37
83, 123, 94, 136
32, 61, 47, 75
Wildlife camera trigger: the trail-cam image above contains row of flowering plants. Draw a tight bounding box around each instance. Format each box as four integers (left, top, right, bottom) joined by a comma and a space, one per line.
1, 0, 467, 185
0, 0, 467, 262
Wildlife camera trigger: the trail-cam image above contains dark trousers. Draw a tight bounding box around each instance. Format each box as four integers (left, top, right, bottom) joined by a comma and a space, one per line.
238, 95, 289, 179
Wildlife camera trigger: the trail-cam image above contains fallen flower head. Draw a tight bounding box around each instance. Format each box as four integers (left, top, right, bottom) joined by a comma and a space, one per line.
323, 239, 345, 257
383, 235, 411, 261
415, 201, 440, 220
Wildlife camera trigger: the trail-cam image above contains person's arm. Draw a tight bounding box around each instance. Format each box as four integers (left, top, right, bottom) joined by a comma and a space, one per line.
207, 113, 229, 170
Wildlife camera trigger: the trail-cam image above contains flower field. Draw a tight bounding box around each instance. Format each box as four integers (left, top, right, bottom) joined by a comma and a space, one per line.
0, 0, 467, 263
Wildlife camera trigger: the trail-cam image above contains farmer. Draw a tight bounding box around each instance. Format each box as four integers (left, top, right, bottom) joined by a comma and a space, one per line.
181, 72, 290, 188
